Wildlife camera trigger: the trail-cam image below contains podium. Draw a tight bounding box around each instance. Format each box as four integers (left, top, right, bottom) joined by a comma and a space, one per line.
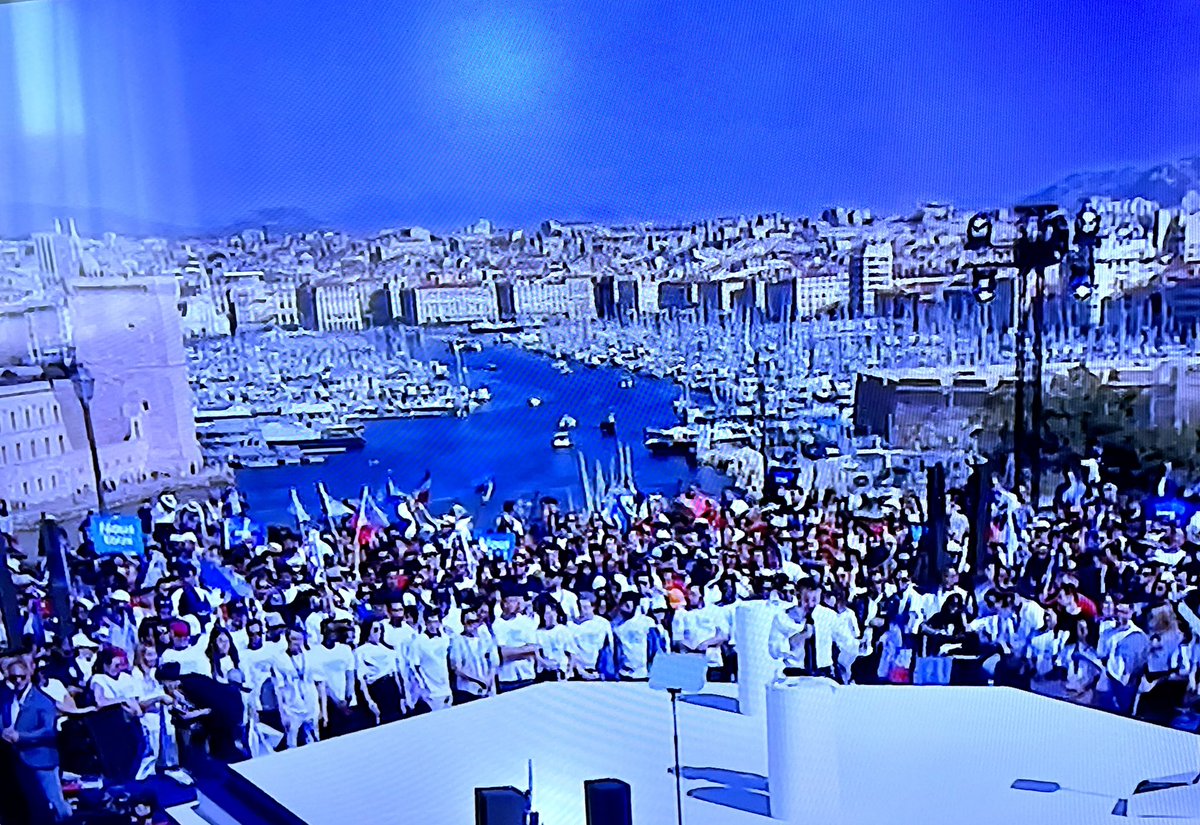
766, 677, 843, 824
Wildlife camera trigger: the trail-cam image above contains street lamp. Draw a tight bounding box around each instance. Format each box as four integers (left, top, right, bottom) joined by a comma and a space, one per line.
70, 363, 105, 514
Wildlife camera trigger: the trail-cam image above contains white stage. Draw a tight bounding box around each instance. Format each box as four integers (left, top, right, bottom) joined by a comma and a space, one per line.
182, 682, 1200, 824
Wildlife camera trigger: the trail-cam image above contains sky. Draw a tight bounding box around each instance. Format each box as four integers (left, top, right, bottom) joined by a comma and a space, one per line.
1, 0, 1199, 236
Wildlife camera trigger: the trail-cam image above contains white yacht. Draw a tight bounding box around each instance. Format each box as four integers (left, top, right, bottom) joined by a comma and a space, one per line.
552, 430, 572, 449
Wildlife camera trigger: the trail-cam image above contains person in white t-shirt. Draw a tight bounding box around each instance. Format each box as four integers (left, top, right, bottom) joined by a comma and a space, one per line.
160, 622, 212, 679
534, 597, 572, 681
674, 585, 731, 681
355, 620, 401, 724
91, 648, 142, 715
381, 602, 419, 713
411, 612, 454, 711
309, 619, 357, 736
449, 608, 498, 704
491, 588, 539, 692
568, 592, 613, 680
612, 592, 661, 681
129, 643, 182, 782
238, 618, 285, 719
541, 569, 580, 622
275, 628, 320, 749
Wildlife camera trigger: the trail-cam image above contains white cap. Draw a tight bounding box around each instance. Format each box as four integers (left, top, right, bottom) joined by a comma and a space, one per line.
729, 499, 750, 518
72, 632, 99, 650
110, 589, 130, 603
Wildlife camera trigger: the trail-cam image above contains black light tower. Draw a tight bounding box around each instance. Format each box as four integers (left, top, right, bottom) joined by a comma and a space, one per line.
969, 207, 1084, 506
1014, 206, 1070, 506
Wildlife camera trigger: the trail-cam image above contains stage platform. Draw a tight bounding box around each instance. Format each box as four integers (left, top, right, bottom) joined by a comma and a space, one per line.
169, 682, 1200, 825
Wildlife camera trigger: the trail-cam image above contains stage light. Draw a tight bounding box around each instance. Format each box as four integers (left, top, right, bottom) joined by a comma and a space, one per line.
1075, 206, 1101, 244
1040, 210, 1071, 265
965, 212, 993, 251
1067, 259, 1094, 301
972, 267, 997, 304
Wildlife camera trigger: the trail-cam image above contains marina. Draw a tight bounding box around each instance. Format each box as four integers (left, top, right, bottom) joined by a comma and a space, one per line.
188, 329, 488, 469
234, 342, 729, 525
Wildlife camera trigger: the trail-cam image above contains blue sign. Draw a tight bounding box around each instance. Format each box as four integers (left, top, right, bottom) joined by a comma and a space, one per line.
771, 468, 798, 487
1144, 496, 1197, 527
89, 515, 146, 556
479, 532, 517, 561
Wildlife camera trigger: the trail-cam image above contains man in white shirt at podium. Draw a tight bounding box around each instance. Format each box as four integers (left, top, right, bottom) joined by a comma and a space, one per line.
768, 578, 858, 681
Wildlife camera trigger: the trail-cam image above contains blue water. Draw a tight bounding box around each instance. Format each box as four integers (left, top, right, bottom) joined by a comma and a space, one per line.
236, 343, 728, 526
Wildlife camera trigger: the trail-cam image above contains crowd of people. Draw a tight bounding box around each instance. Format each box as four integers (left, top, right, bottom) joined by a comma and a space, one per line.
1, 453, 1199, 821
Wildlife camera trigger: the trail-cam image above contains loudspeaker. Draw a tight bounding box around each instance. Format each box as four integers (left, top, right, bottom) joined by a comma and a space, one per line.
584, 778, 632, 825
474, 786, 526, 825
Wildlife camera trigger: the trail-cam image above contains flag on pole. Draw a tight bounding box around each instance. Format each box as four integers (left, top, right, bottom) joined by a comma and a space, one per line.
318, 482, 353, 523
288, 488, 312, 528
350, 487, 389, 546
412, 470, 433, 506
394, 497, 418, 541
578, 453, 594, 513
603, 495, 631, 533
385, 476, 405, 507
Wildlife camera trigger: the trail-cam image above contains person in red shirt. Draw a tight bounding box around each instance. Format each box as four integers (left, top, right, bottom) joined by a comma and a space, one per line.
1056, 583, 1097, 625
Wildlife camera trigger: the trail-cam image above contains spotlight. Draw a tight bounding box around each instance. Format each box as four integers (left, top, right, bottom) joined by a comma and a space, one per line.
1075, 206, 1101, 244
972, 267, 997, 304
1040, 211, 1071, 265
1067, 259, 1094, 301
965, 212, 994, 251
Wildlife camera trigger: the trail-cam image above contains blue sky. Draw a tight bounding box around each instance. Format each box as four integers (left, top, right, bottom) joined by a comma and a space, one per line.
1, 0, 1198, 235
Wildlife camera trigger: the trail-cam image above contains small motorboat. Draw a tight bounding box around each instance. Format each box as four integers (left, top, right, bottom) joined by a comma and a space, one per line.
552, 430, 573, 449
558, 415, 578, 429
619, 375, 634, 389
528, 397, 542, 408
599, 413, 617, 436
482, 362, 499, 372
643, 425, 699, 456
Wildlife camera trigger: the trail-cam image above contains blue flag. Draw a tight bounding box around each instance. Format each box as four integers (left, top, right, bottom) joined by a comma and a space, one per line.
223, 515, 262, 548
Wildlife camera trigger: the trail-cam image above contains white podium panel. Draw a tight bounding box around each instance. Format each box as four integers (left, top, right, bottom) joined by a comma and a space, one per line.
734, 600, 781, 717
766, 678, 842, 824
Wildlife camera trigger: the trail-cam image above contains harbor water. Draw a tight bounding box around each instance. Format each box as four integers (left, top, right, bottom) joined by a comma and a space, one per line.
235, 342, 728, 526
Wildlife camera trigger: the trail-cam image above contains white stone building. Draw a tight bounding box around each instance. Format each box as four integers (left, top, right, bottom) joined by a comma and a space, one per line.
411, 283, 497, 325
1093, 232, 1158, 299
513, 277, 596, 320
1183, 211, 1200, 265
861, 241, 894, 308
303, 279, 365, 332
794, 270, 849, 318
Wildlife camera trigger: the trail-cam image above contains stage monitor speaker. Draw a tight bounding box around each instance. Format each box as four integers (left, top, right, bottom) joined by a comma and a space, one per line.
474, 786, 526, 825
585, 778, 632, 825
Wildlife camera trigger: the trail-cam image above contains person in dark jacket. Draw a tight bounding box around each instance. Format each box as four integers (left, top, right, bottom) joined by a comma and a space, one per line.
1, 658, 72, 821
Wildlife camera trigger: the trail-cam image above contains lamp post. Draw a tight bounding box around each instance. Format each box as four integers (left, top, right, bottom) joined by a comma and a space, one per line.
70, 363, 105, 514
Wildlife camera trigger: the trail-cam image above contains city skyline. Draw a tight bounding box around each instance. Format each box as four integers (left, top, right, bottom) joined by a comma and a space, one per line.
2, 0, 1199, 237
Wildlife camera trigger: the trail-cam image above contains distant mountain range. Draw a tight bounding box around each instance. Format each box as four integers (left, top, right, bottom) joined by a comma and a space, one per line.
1021, 156, 1200, 209
6, 156, 1200, 240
